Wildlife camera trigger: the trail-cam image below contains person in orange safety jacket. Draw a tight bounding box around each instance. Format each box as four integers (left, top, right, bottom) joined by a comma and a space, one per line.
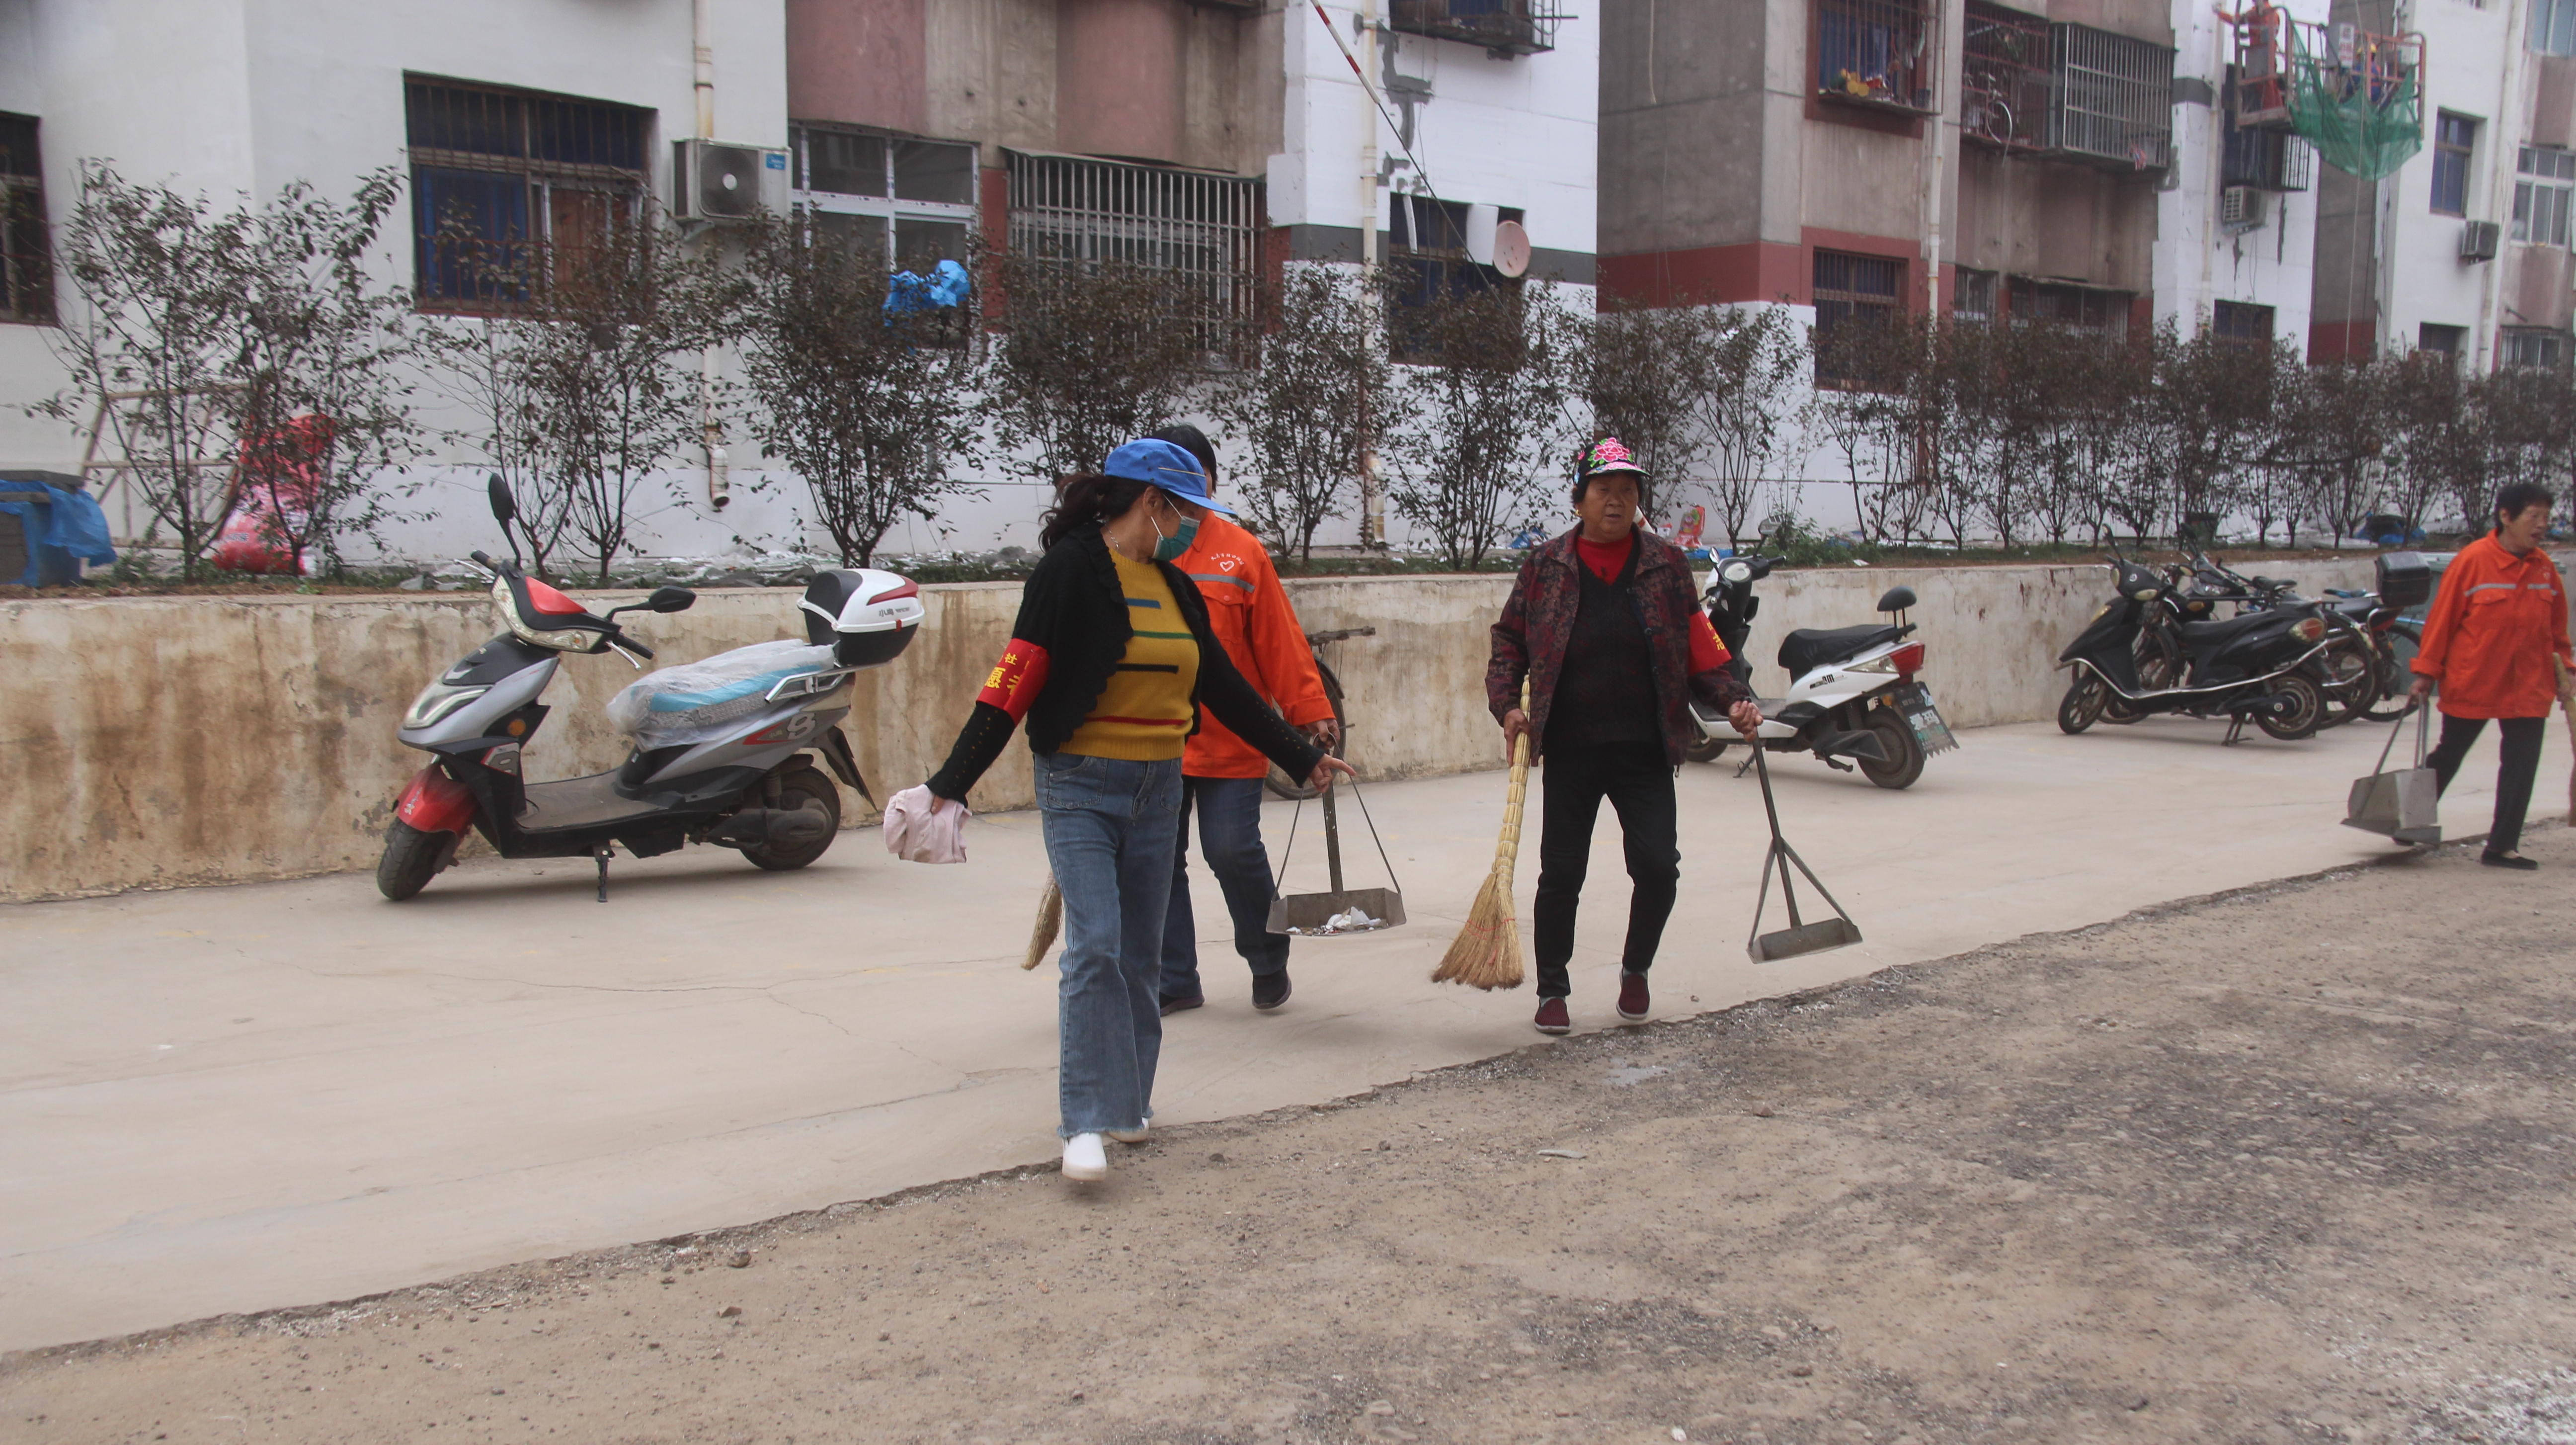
2407, 480, 2576, 869
1146, 425, 1340, 1015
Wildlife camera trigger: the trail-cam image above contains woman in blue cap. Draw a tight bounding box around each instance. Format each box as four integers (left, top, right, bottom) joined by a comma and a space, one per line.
922, 438, 1354, 1183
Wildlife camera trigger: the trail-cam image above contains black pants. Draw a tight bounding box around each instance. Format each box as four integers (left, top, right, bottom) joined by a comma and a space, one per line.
2426, 714, 2548, 855
1532, 741, 1679, 999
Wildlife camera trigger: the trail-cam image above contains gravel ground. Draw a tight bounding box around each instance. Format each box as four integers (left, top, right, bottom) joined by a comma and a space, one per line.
5, 830, 2574, 1445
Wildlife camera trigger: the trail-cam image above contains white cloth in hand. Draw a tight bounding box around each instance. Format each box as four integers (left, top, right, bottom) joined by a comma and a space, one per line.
882, 784, 970, 864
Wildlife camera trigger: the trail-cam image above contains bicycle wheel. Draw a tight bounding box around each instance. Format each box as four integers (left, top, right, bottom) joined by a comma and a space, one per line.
2313, 631, 2379, 730
2359, 622, 2420, 722
1265, 663, 1348, 800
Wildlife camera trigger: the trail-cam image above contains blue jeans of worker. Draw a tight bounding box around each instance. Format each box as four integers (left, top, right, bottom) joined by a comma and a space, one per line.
1159, 775, 1289, 1004
1034, 750, 1183, 1139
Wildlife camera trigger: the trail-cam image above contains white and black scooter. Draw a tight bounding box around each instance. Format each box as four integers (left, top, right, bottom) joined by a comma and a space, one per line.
1684, 548, 1955, 789
379, 477, 926, 901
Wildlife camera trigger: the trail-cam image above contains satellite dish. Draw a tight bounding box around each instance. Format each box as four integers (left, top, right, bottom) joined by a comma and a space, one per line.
1492, 219, 1531, 279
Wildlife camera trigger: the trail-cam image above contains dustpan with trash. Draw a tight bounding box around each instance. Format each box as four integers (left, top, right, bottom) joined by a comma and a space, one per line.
1745, 748, 1863, 962
1267, 773, 1405, 936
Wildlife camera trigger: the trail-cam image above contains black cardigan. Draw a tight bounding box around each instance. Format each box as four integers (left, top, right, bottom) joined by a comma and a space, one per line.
927, 526, 1326, 801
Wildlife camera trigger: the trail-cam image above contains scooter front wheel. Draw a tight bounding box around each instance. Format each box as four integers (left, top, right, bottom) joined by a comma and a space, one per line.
377, 820, 456, 900
2057, 677, 2106, 735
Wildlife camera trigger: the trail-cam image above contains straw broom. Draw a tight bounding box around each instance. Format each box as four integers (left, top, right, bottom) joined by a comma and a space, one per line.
1023, 876, 1061, 970
2558, 657, 2576, 827
1433, 681, 1530, 990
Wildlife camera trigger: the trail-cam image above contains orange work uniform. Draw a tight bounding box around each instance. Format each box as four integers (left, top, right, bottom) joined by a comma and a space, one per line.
2410, 533, 2573, 719
1172, 514, 1335, 777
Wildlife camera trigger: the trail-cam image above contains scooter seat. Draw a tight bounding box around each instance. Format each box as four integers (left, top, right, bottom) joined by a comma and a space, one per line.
1777, 624, 1904, 678
2178, 610, 2291, 649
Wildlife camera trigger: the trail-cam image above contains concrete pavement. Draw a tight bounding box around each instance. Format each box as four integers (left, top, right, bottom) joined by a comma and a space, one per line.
2, 712, 2565, 1352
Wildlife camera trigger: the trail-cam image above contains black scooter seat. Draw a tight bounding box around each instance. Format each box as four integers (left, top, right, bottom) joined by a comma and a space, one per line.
1777, 624, 1903, 677
2178, 610, 2294, 650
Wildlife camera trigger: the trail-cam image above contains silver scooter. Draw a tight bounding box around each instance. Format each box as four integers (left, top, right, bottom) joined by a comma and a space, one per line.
379, 477, 925, 901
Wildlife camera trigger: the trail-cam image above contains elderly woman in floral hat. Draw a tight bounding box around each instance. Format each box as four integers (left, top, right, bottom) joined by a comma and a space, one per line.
1487, 436, 1763, 1035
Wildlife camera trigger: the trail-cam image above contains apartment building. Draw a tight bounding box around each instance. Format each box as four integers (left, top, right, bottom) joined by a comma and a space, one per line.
0, 0, 792, 556
2153, 0, 2330, 346
2310, 0, 2576, 369
1597, 0, 2174, 335
785, 0, 1599, 545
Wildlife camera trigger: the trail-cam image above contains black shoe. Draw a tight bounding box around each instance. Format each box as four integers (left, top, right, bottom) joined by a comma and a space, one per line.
2481, 850, 2540, 870
1159, 994, 1205, 1017
1252, 970, 1292, 1012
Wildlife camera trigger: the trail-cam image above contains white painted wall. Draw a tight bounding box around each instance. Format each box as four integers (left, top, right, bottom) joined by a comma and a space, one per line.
1269, 0, 1598, 260
0, 0, 789, 550
2152, 0, 2328, 343
2371, 0, 2517, 359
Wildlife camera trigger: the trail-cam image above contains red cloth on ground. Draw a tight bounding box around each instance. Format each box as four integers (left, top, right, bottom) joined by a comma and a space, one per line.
1574, 532, 1634, 585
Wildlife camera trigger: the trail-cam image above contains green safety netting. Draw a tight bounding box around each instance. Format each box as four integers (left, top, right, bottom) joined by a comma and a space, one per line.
2284, 25, 2423, 179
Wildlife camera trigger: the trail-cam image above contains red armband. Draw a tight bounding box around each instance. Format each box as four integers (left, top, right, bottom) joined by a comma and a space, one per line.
977, 638, 1051, 719
1688, 611, 1732, 674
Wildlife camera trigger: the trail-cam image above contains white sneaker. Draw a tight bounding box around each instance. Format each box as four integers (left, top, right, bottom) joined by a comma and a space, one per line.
1062, 1132, 1109, 1181
1106, 1116, 1150, 1145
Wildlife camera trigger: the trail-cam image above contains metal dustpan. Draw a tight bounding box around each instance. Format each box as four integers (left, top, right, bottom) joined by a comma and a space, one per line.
1745, 749, 1863, 962
1266, 774, 1406, 936
2342, 702, 2442, 846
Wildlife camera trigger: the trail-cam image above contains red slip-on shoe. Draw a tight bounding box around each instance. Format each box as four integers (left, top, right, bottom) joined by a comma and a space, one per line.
1534, 997, 1572, 1035
1616, 971, 1650, 1023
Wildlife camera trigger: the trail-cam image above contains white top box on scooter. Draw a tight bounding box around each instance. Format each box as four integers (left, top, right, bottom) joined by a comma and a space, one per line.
801, 568, 927, 669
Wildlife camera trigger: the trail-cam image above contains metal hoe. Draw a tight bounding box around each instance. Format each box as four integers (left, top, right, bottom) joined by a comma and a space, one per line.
1744, 747, 1863, 962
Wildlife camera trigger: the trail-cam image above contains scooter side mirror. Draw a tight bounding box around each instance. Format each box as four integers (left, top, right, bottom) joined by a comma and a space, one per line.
487, 474, 518, 526
1876, 585, 1918, 614
646, 586, 696, 614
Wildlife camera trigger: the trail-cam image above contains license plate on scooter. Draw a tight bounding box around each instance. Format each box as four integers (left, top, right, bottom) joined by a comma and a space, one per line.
1894, 682, 1957, 755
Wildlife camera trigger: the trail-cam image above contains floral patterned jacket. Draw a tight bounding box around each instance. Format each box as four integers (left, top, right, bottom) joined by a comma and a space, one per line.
1485, 527, 1752, 764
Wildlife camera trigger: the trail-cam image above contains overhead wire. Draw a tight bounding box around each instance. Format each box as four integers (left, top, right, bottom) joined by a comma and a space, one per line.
1304, 0, 1481, 268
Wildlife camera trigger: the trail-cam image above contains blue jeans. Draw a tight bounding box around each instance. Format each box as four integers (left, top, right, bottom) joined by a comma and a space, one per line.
1160, 775, 1290, 1004
1035, 750, 1183, 1139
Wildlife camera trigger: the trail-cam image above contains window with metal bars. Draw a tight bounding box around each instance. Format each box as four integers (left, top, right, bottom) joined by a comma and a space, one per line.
404, 75, 652, 307
1388, 0, 1561, 55
0, 112, 51, 324
2007, 276, 2131, 334
792, 123, 978, 275
2502, 327, 2570, 368
2048, 23, 2174, 169
2211, 300, 2274, 344
1816, 0, 1935, 112
2513, 145, 2576, 247
1811, 250, 1904, 387
1382, 193, 1526, 362
1962, 2, 2053, 150
1953, 266, 1999, 322
1004, 151, 1262, 354
2223, 124, 2312, 191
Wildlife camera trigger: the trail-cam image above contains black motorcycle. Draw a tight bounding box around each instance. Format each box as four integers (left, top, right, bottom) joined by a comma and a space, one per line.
2056, 557, 2336, 744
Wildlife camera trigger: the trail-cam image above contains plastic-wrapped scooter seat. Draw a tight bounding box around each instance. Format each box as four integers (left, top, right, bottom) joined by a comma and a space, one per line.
606, 640, 840, 749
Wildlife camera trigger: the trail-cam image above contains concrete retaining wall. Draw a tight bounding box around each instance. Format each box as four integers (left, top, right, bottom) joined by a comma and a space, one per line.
0, 554, 2393, 902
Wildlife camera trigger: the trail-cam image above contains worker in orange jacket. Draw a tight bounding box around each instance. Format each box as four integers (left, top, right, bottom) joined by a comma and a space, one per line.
2408, 480, 2576, 869
1147, 426, 1339, 1014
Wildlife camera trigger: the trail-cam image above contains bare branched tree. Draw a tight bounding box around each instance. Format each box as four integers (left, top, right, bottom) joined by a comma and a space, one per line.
1689, 306, 1807, 548
1386, 281, 1586, 569
986, 254, 1208, 480
37, 164, 423, 578
1215, 264, 1400, 560
737, 218, 983, 565
429, 204, 744, 583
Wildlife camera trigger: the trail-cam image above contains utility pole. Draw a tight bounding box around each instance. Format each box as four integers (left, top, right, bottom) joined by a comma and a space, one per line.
1357, 0, 1385, 546
695, 0, 730, 511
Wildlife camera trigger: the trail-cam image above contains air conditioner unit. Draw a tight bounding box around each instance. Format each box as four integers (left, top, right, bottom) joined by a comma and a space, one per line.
2219, 185, 2265, 231
2460, 219, 2501, 262
675, 139, 789, 221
